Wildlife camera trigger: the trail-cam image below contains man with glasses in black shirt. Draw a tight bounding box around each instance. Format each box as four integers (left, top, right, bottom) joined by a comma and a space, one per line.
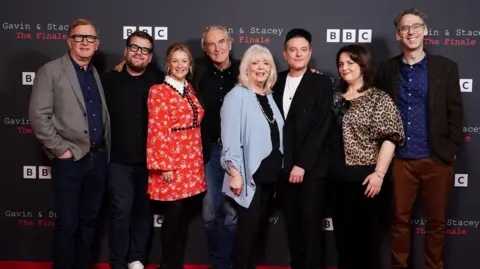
103, 30, 164, 269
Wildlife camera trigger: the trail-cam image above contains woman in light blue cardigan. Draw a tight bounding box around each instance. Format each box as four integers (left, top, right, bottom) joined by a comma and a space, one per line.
220, 44, 284, 269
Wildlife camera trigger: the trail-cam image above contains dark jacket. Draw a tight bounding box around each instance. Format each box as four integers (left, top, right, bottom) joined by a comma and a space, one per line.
273, 70, 333, 179
375, 53, 463, 162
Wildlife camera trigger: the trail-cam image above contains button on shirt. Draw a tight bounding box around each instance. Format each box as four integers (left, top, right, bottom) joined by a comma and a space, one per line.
199, 63, 236, 141
396, 54, 432, 159
70, 56, 104, 149
103, 65, 165, 164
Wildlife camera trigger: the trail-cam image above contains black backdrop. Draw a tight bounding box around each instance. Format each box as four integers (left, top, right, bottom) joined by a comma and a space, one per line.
1, 0, 479, 268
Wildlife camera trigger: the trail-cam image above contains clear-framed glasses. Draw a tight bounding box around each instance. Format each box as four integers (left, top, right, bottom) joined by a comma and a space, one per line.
127, 44, 152, 55
398, 23, 425, 34
70, 34, 98, 43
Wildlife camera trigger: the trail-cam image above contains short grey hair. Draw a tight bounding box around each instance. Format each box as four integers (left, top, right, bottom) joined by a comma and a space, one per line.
238, 45, 278, 93
394, 8, 428, 29
201, 25, 232, 51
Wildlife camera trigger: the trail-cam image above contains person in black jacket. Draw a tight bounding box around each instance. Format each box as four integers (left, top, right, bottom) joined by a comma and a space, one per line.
103, 30, 164, 269
375, 8, 463, 269
191, 25, 240, 269
272, 28, 333, 269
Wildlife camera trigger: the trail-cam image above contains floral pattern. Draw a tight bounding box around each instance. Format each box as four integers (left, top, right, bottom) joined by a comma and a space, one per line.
146, 82, 206, 201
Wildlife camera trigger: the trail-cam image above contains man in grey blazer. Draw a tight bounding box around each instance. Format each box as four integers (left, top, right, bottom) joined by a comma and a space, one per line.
29, 19, 110, 269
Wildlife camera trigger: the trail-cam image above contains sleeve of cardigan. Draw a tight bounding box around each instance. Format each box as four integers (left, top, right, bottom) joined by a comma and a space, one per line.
220, 86, 244, 176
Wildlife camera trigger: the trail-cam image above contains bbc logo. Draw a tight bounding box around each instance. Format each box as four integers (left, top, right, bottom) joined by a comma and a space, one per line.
123, 26, 168, 40
323, 217, 334, 231
23, 166, 51, 179
454, 174, 468, 187
326, 29, 372, 43
460, 79, 473, 92
22, 72, 35, 85
153, 214, 164, 227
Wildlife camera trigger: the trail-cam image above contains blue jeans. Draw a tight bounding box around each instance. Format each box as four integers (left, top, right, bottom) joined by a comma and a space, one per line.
203, 143, 237, 269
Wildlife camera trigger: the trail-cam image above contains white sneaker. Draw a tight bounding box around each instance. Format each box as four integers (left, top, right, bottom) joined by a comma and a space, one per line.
128, 261, 144, 269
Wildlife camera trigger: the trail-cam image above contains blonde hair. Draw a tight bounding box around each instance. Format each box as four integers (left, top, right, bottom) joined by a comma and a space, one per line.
201, 25, 232, 51
68, 18, 99, 37
238, 45, 277, 93
165, 42, 194, 78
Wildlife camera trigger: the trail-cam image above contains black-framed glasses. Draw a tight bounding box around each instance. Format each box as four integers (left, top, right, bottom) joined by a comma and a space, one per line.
70, 34, 98, 43
398, 23, 425, 34
127, 44, 152, 55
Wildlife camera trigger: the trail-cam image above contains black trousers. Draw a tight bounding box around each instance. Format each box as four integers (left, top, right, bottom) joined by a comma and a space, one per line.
160, 193, 203, 269
108, 163, 152, 269
232, 183, 274, 269
50, 151, 107, 269
280, 176, 327, 269
331, 180, 383, 269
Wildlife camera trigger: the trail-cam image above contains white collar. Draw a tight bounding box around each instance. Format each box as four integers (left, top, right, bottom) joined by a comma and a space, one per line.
165, 76, 187, 93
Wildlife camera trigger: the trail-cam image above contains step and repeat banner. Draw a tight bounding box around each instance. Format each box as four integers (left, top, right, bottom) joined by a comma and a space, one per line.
0, 0, 479, 268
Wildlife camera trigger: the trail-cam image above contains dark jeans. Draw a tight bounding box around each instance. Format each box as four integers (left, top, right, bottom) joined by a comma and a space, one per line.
161, 193, 203, 269
232, 183, 274, 269
51, 150, 107, 269
108, 163, 152, 269
332, 180, 383, 269
280, 176, 327, 269
203, 143, 237, 269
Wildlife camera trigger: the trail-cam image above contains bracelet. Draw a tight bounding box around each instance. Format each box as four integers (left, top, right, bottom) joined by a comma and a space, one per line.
374, 171, 384, 179
375, 168, 386, 175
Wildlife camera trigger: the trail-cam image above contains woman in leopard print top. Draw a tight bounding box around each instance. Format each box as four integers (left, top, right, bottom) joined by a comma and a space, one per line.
328, 44, 405, 269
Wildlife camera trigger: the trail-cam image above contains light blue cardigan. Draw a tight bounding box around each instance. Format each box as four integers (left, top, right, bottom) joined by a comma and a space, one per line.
220, 85, 284, 208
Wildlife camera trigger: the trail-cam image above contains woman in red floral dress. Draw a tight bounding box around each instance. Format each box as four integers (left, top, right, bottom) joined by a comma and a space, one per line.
146, 42, 206, 269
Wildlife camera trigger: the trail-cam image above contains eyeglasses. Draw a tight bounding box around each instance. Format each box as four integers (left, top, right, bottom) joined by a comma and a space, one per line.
398, 23, 425, 34
127, 44, 152, 55
70, 34, 98, 43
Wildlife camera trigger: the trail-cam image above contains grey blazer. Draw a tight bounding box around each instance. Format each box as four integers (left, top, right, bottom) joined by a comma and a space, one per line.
29, 53, 111, 161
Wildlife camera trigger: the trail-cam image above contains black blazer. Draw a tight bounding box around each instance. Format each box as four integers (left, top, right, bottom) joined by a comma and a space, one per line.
375, 54, 463, 163
191, 57, 241, 163
273, 70, 333, 179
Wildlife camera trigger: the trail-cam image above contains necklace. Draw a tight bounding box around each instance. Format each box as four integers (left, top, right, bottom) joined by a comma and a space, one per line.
255, 94, 276, 124
286, 75, 301, 100
286, 87, 294, 100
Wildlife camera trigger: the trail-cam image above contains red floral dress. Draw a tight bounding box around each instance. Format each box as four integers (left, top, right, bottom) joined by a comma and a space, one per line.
146, 78, 206, 201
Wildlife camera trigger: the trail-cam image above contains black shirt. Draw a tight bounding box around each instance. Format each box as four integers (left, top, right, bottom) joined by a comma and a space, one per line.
69, 55, 104, 149
199, 63, 236, 141
252, 94, 282, 183
102, 65, 164, 164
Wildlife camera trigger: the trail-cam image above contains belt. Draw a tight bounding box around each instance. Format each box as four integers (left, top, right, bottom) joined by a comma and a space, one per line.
171, 125, 200, 132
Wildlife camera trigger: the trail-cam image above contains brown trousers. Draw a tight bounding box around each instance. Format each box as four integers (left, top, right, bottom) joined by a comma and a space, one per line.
390, 157, 453, 269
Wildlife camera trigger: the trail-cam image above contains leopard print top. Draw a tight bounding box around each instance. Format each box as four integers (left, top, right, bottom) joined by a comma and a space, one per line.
333, 87, 405, 166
